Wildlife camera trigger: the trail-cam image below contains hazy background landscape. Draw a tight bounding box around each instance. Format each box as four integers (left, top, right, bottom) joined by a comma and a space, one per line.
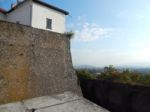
75, 65, 150, 75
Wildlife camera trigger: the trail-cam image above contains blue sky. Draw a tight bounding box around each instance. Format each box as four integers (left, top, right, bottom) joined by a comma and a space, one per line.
1, 0, 150, 67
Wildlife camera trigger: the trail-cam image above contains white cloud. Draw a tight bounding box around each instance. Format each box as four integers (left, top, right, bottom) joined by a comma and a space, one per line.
74, 23, 113, 41
67, 18, 116, 42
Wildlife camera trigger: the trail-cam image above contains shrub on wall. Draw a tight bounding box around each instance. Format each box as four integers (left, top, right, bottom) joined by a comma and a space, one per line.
64, 31, 74, 39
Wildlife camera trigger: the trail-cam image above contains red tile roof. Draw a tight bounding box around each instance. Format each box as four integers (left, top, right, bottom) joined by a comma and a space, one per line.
0, 8, 7, 13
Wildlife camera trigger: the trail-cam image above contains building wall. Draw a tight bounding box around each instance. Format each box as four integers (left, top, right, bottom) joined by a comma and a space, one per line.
1, 1, 66, 33
6, 1, 32, 26
31, 2, 66, 33
0, 13, 6, 20
0, 21, 81, 104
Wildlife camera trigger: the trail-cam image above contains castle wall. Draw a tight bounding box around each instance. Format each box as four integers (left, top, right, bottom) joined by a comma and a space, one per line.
0, 21, 81, 104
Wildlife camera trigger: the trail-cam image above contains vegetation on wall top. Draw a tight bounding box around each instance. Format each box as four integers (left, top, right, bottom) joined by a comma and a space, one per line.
64, 31, 74, 39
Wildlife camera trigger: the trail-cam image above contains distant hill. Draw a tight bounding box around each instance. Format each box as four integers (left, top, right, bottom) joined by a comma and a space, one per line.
74, 65, 99, 69
74, 65, 150, 75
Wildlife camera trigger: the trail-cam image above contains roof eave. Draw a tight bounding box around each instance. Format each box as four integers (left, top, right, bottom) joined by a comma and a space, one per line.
32, 0, 69, 15
7, 0, 69, 15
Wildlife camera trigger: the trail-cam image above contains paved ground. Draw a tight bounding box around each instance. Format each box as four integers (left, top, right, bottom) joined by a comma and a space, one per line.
0, 92, 109, 112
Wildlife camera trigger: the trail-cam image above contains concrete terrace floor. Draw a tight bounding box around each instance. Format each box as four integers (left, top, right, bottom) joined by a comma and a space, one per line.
0, 92, 109, 112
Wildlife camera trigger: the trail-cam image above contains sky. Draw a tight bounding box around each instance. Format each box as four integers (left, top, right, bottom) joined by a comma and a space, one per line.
1, 0, 150, 67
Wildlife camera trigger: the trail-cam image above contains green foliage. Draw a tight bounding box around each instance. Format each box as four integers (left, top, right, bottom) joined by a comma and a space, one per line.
116, 70, 142, 85
138, 75, 150, 85
76, 65, 150, 86
96, 65, 150, 86
64, 31, 74, 39
76, 70, 95, 79
97, 65, 120, 81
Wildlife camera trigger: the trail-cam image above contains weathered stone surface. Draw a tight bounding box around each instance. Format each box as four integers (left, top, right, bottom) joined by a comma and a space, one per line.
0, 21, 81, 104
0, 92, 109, 112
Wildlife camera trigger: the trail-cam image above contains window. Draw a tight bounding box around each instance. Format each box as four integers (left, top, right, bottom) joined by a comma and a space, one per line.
16, 21, 20, 24
46, 18, 52, 29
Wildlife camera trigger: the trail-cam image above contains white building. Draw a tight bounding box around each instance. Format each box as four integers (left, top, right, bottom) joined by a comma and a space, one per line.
0, 0, 69, 33
0, 8, 6, 20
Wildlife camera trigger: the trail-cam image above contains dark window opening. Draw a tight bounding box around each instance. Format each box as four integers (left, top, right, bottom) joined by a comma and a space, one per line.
46, 18, 52, 29
16, 21, 20, 24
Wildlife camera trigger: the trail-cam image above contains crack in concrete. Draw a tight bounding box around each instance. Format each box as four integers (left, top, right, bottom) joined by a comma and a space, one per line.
28, 98, 81, 111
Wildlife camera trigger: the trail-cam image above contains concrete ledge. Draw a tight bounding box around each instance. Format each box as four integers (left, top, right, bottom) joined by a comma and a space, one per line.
0, 92, 109, 112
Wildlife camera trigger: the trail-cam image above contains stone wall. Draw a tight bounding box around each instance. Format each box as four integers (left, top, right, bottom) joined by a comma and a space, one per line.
79, 77, 150, 112
0, 21, 81, 104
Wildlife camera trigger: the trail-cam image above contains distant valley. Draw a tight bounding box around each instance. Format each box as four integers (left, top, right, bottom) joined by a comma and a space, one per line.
74, 65, 150, 75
